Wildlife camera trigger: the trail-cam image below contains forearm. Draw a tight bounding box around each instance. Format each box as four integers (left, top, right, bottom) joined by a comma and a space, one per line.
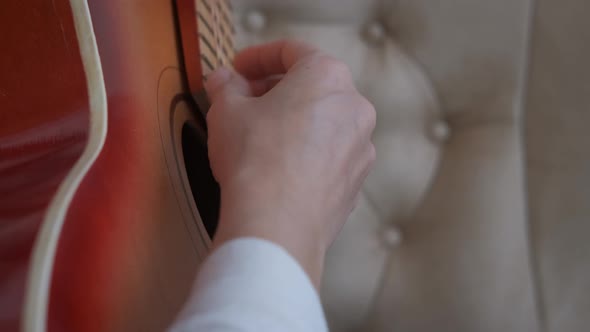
213, 191, 327, 289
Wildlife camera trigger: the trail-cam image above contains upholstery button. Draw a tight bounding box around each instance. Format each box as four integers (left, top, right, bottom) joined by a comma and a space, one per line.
430, 120, 450, 143
364, 21, 386, 45
380, 225, 402, 248
243, 9, 267, 32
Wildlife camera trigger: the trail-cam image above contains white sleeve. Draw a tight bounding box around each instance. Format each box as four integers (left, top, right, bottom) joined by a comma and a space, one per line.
168, 238, 328, 332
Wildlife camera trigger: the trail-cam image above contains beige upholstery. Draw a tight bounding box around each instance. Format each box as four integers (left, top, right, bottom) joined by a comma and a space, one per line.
232, 1, 589, 331
525, 0, 590, 331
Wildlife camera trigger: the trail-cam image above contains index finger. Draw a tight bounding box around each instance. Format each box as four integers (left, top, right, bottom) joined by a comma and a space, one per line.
233, 39, 318, 80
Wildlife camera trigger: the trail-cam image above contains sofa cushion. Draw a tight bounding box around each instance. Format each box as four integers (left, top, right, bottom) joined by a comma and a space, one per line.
232, 1, 541, 331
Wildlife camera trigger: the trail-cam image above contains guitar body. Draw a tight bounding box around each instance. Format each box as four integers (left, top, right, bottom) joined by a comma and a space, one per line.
0, 0, 230, 330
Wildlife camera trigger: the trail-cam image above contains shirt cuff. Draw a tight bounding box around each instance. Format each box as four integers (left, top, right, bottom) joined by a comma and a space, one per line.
169, 238, 328, 332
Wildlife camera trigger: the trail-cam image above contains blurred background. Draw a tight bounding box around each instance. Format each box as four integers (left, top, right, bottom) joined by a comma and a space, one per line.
231, 1, 590, 331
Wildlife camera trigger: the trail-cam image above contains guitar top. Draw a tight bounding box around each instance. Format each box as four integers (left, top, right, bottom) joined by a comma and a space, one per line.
0, 0, 233, 331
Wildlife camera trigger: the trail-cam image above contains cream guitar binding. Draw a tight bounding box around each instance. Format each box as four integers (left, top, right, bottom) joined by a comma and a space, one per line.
0, 0, 234, 331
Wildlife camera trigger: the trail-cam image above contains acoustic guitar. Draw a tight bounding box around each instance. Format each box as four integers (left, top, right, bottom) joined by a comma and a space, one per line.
0, 0, 233, 330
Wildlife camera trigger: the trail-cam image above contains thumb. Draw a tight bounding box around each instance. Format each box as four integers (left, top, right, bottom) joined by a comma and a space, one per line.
205, 67, 252, 102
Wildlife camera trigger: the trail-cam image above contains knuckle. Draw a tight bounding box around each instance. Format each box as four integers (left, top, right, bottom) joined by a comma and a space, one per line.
324, 57, 350, 75
367, 143, 377, 166
306, 54, 352, 84
355, 96, 377, 132
369, 143, 377, 162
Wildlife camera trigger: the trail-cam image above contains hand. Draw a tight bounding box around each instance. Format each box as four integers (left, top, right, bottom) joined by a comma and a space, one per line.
205, 40, 376, 287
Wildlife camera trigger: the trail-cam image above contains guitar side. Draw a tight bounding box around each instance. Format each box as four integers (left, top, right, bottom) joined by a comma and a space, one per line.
0, 0, 91, 330
0, 0, 219, 331
44, 1, 215, 331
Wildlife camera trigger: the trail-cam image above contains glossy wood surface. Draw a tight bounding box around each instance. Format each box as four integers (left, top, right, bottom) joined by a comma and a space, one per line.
0, 1, 89, 330
0, 0, 221, 330
48, 0, 211, 331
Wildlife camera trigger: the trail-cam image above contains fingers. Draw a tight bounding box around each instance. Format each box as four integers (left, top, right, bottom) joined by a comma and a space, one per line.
205, 67, 252, 103
249, 76, 283, 97
233, 39, 318, 80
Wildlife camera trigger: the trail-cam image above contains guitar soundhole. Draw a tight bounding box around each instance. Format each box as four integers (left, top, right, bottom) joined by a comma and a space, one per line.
181, 123, 220, 238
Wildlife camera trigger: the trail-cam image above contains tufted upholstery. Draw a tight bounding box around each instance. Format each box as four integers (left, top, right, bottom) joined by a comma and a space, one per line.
231, 0, 589, 331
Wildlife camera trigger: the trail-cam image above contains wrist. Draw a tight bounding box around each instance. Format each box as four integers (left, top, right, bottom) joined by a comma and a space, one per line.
212, 188, 327, 288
